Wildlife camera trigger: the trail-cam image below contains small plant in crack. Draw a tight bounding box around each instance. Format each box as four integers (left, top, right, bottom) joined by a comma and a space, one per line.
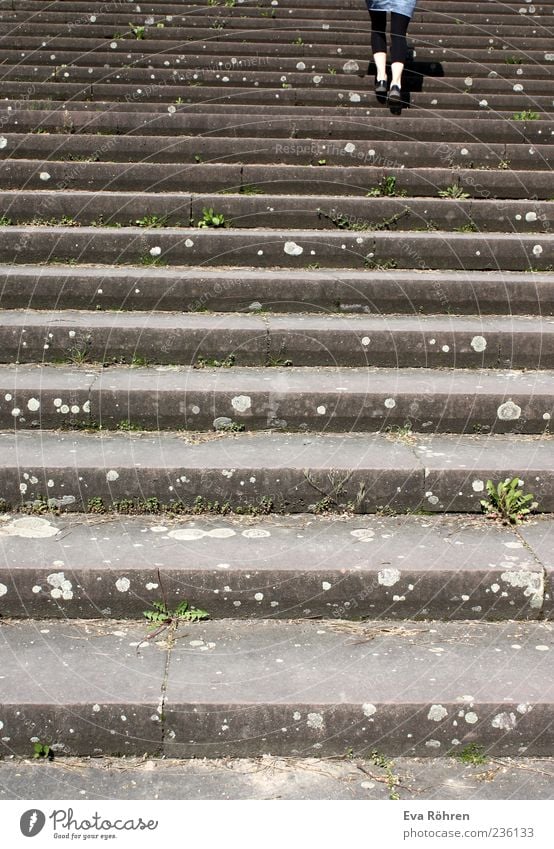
367, 175, 406, 198
144, 599, 208, 631
33, 741, 53, 760
480, 477, 537, 524
194, 353, 236, 368
369, 751, 400, 800
512, 110, 539, 121
135, 214, 168, 228
197, 207, 226, 228
450, 743, 488, 765
139, 569, 208, 650
129, 22, 146, 39
438, 184, 470, 199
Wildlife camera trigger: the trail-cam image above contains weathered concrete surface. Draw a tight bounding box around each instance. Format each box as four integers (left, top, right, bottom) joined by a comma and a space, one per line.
0, 227, 551, 271
3, 312, 554, 368
2, 363, 554, 433
518, 517, 554, 619
162, 619, 554, 758
0, 755, 551, 800
2, 190, 552, 231
0, 619, 552, 759
0, 620, 166, 757
0, 429, 424, 514
0, 430, 553, 513
1, 266, 552, 315
0, 513, 546, 620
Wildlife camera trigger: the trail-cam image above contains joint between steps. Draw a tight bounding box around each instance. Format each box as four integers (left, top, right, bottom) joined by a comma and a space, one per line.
515, 527, 550, 621
158, 628, 174, 753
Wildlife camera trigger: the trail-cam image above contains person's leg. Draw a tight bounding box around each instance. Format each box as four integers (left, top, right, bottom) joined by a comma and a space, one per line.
368, 10, 387, 81
389, 12, 410, 88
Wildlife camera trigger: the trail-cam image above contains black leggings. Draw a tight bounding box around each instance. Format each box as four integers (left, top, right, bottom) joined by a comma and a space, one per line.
369, 11, 410, 65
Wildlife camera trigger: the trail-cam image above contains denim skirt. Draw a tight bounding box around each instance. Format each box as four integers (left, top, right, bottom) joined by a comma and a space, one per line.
365, 0, 417, 18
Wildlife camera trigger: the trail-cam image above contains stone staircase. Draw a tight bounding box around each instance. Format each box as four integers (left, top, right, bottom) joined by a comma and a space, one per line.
0, 0, 553, 779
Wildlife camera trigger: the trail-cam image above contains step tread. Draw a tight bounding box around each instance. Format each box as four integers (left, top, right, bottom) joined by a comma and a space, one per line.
1, 755, 552, 801
0, 617, 551, 756
0, 512, 549, 620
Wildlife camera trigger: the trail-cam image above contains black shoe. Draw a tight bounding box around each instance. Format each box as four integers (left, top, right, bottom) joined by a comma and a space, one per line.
374, 78, 388, 96
387, 84, 402, 105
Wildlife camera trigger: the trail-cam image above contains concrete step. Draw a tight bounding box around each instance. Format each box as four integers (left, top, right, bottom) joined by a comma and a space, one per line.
2, 5, 551, 27
0, 191, 552, 233
3, 311, 554, 369
3, 130, 553, 170
0, 226, 551, 270
0, 512, 550, 620
0, 429, 552, 514
6, 64, 554, 98
0, 19, 549, 41
1, 755, 553, 800
2, 364, 554, 434
2, 38, 552, 68
3, 106, 551, 147
0, 618, 551, 757
7, 0, 554, 16
2, 160, 552, 200
1, 50, 550, 82
1, 265, 553, 315
0, 79, 551, 111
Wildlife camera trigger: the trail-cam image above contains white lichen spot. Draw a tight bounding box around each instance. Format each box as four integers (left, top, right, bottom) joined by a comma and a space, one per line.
231, 395, 251, 413
517, 703, 533, 714
428, 704, 448, 722
254, 592, 264, 602
145, 582, 158, 590
501, 570, 542, 609
0, 584, 7, 597
0, 516, 59, 539
149, 246, 161, 257
317, 405, 326, 415
344, 143, 356, 153
307, 712, 324, 730
39, 171, 51, 181
361, 336, 370, 346
384, 398, 396, 409
425, 740, 441, 748
472, 479, 485, 492
321, 581, 331, 591
492, 712, 517, 731
470, 335, 487, 352
378, 568, 401, 587
465, 711, 479, 724
242, 528, 271, 538
362, 703, 377, 717
185, 239, 194, 248
533, 245, 543, 256
293, 711, 302, 721
350, 528, 375, 542
27, 398, 40, 412
106, 470, 119, 482
47, 572, 73, 600
497, 400, 522, 421
284, 241, 303, 256
115, 577, 131, 593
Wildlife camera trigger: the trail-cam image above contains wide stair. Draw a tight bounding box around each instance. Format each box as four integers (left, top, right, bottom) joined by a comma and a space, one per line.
0, 0, 553, 784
